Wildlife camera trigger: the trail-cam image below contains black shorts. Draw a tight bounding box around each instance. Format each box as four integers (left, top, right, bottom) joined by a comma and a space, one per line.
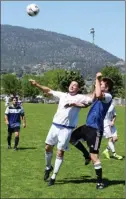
71, 125, 103, 154
8, 127, 20, 134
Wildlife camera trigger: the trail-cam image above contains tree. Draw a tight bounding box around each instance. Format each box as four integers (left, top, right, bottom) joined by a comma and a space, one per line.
21, 75, 40, 98
2, 74, 22, 95
101, 66, 124, 97
40, 69, 65, 90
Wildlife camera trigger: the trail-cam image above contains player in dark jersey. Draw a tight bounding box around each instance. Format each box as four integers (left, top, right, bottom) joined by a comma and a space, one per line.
69, 72, 113, 189
4, 97, 26, 150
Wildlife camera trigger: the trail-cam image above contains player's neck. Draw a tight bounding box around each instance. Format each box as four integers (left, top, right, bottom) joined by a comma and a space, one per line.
69, 92, 77, 96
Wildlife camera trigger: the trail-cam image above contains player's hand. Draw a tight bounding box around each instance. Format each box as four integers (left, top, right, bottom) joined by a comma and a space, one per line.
23, 123, 26, 128
29, 79, 37, 85
5, 121, 9, 125
96, 72, 102, 79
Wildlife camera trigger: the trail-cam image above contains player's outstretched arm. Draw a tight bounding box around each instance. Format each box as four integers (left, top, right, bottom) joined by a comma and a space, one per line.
64, 102, 90, 108
29, 79, 51, 94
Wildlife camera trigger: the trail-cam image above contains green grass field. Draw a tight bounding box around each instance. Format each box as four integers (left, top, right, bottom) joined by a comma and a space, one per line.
1, 103, 125, 198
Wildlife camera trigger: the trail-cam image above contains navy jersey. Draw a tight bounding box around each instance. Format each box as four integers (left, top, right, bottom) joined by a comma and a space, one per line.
86, 93, 112, 132
5, 105, 25, 128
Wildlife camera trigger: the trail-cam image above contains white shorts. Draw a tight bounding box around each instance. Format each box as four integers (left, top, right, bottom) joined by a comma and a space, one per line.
45, 124, 73, 151
103, 125, 117, 138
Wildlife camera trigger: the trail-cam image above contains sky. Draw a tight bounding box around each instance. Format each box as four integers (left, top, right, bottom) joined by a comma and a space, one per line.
1, 1, 125, 60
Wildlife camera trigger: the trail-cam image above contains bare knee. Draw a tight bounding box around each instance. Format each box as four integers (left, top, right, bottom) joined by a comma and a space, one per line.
15, 132, 19, 137
90, 153, 100, 164
57, 150, 64, 158
45, 144, 53, 152
113, 137, 118, 142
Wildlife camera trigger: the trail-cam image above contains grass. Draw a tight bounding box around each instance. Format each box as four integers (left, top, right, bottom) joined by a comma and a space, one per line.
1, 103, 125, 198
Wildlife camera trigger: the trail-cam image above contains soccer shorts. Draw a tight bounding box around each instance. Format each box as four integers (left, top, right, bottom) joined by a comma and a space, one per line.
103, 125, 117, 138
45, 124, 73, 151
71, 125, 102, 154
8, 127, 20, 134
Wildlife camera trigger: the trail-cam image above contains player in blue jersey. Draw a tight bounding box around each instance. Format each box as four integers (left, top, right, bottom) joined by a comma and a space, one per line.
70, 72, 113, 189
4, 96, 26, 150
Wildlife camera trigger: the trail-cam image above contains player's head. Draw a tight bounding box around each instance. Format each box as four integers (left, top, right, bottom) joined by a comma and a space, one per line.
100, 77, 113, 92
68, 81, 80, 95
12, 97, 18, 105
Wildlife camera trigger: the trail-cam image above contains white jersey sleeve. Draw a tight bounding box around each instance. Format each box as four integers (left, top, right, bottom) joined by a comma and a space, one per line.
5, 107, 9, 115
102, 93, 112, 103
48, 90, 65, 99
20, 107, 25, 116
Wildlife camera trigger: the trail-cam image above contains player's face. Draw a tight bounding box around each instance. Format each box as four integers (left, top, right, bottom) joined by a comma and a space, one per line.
68, 81, 80, 94
12, 98, 18, 105
100, 81, 108, 92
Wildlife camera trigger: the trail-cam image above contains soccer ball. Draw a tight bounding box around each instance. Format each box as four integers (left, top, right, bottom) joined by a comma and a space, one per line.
26, 4, 39, 16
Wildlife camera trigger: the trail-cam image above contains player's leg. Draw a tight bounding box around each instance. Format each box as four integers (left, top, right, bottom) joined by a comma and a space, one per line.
48, 127, 72, 186
44, 124, 57, 181
86, 128, 104, 189
14, 128, 20, 150
111, 127, 123, 160
44, 144, 54, 180
7, 127, 12, 149
70, 125, 91, 165
103, 126, 113, 159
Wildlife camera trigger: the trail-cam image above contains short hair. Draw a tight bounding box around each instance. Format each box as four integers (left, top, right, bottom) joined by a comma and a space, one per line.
11, 96, 18, 101
101, 77, 114, 92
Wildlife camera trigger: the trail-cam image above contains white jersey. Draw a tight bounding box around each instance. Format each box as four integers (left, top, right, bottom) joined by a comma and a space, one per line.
49, 90, 92, 128
5, 96, 10, 103
104, 103, 116, 127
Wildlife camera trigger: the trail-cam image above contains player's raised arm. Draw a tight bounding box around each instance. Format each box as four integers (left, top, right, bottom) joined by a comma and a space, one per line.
29, 79, 51, 94
95, 72, 102, 98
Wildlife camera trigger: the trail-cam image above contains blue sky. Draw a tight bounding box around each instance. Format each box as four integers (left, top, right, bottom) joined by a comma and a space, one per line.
1, 1, 125, 60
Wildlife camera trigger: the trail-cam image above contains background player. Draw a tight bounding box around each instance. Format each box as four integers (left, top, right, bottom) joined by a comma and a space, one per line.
5, 97, 26, 150
103, 103, 123, 160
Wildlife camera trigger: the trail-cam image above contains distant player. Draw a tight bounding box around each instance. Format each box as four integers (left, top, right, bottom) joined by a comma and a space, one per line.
70, 72, 113, 189
4, 97, 26, 150
29, 79, 93, 186
17, 97, 23, 107
4, 95, 10, 107
103, 103, 123, 160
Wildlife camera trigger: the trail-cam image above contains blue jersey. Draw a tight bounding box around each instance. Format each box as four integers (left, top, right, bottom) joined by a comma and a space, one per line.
5, 105, 25, 128
86, 93, 112, 132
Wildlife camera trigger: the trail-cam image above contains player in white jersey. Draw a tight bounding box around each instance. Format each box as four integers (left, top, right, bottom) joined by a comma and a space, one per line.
29, 79, 93, 186
103, 103, 123, 160
4, 95, 10, 107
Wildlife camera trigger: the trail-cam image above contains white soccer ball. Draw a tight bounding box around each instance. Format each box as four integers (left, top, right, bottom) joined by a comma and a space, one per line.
26, 4, 39, 16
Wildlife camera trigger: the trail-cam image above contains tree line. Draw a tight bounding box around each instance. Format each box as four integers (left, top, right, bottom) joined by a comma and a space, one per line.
1, 66, 125, 98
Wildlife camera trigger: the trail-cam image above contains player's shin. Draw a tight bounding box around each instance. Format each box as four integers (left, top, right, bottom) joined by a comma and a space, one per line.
51, 155, 64, 180
94, 161, 102, 183
14, 136, 19, 148
7, 133, 12, 147
45, 151, 53, 170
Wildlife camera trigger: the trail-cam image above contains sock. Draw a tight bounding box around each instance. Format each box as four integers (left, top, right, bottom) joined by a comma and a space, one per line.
94, 162, 102, 184
45, 151, 53, 170
51, 156, 63, 180
14, 136, 19, 148
108, 141, 115, 153
7, 134, 12, 146
75, 141, 90, 159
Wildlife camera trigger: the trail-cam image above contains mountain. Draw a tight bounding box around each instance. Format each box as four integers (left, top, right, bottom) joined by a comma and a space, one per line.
1, 24, 125, 77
